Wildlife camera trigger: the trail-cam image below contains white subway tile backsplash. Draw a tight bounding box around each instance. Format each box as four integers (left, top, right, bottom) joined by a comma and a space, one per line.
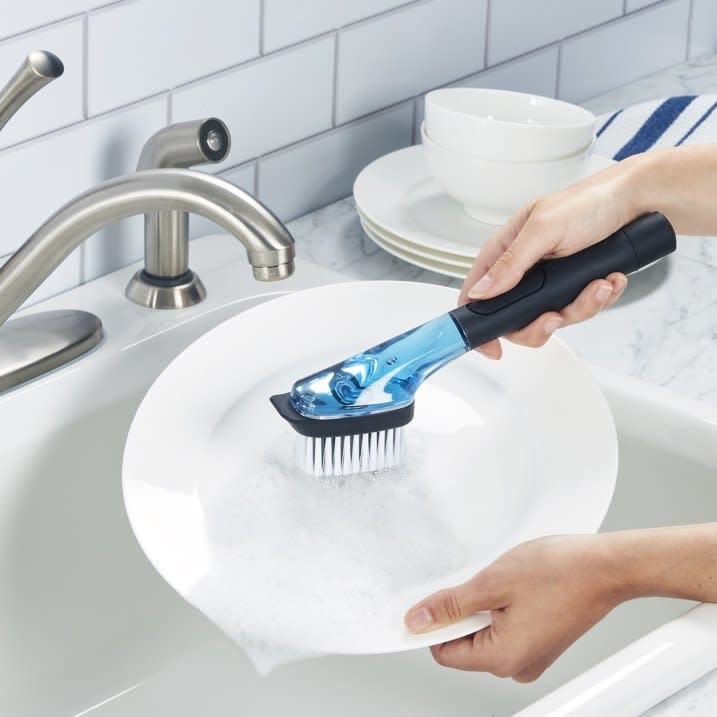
559, 0, 689, 103
189, 162, 256, 239
258, 102, 413, 222
335, 0, 487, 124
689, 0, 717, 58
263, 0, 411, 52
0, 1, 98, 40
0, 0, 696, 300
172, 37, 334, 168
413, 46, 560, 141
87, 0, 260, 116
488, 0, 622, 66
0, 18, 84, 151
454, 45, 559, 95
0, 97, 167, 281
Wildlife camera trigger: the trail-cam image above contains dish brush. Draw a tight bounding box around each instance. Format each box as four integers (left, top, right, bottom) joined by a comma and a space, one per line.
271, 212, 675, 476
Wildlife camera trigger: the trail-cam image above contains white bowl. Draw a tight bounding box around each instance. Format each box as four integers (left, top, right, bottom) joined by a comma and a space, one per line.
422, 123, 593, 225
425, 88, 596, 161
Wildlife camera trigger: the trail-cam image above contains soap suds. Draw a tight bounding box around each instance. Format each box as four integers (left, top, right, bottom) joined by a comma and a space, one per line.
181, 375, 528, 675
189, 433, 470, 674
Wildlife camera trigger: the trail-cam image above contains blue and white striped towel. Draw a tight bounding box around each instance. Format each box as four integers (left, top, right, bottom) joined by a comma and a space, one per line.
595, 95, 717, 160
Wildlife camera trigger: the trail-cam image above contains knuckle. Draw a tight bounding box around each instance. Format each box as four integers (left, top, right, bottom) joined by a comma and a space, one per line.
526, 210, 549, 233
494, 248, 516, 272
439, 591, 464, 624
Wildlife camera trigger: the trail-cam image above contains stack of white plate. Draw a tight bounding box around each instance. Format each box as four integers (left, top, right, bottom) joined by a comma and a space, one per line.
353, 144, 614, 279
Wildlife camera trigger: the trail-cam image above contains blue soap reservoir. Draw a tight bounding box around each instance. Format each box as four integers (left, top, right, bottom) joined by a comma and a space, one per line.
289, 313, 470, 419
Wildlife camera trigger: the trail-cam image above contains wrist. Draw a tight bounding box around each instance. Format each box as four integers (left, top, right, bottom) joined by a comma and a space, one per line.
613, 152, 660, 220
590, 531, 648, 606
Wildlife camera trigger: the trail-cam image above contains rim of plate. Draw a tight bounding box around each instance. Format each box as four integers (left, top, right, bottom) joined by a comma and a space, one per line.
358, 208, 478, 264
353, 145, 615, 256
360, 211, 473, 268
360, 217, 469, 278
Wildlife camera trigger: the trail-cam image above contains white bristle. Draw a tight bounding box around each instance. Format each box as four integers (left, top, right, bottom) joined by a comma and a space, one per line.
294, 428, 406, 477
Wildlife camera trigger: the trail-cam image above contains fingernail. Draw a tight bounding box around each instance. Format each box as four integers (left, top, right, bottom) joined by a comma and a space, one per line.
467, 274, 493, 299
405, 607, 433, 632
544, 317, 563, 336
477, 345, 500, 360
594, 283, 612, 304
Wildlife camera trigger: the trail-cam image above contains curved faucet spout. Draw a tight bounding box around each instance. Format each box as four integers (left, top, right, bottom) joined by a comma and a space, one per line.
0, 169, 295, 326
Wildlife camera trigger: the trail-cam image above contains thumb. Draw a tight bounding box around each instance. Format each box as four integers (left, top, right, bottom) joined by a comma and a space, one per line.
404, 573, 501, 634
467, 217, 556, 300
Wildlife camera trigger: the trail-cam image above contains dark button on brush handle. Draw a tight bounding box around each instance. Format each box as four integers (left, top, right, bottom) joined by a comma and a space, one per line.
451, 212, 676, 349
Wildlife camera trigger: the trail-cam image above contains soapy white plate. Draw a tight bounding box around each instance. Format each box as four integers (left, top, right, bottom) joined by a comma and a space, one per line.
123, 282, 618, 657
354, 145, 616, 258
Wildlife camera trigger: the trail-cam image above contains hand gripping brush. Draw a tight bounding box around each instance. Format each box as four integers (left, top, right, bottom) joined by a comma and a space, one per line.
271, 212, 676, 476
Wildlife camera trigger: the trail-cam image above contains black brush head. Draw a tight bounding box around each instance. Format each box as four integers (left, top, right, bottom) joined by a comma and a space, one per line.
269, 393, 415, 438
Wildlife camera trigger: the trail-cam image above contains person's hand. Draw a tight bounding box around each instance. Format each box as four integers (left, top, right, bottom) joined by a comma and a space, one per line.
461, 159, 642, 359
403, 535, 622, 682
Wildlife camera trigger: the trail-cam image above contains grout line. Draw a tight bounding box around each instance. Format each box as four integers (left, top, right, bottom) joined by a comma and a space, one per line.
259, 98, 415, 163
0, 10, 88, 44
490, 1, 672, 70
82, 13, 89, 119
483, 0, 491, 68
228, 97, 414, 172
0, 0, 129, 44
623, 0, 628, 13
0, 12, 87, 45
338, 0, 429, 33
344, 44, 557, 129
686, 0, 695, 59
258, 0, 265, 55
0, 92, 168, 159
171, 32, 332, 96
411, 98, 419, 144
166, 91, 173, 124
331, 32, 340, 127
555, 42, 562, 98
217, 157, 262, 181
251, 160, 259, 196
79, 243, 86, 285
257, 1, 423, 56
255, 157, 264, 200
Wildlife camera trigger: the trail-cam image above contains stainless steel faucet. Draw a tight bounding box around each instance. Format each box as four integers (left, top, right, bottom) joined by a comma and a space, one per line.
0, 169, 296, 392
0, 169, 295, 326
0, 52, 296, 393
127, 118, 233, 308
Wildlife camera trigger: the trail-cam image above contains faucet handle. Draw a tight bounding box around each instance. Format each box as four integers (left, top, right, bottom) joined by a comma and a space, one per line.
137, 118, 231, 171
0, 51, 64, 132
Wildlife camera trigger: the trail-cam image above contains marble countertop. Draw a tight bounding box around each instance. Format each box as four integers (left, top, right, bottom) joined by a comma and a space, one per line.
286, 53, 717, 716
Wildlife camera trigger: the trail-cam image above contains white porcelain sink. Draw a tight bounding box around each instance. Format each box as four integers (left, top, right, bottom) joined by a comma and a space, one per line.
1, 235, 716, 717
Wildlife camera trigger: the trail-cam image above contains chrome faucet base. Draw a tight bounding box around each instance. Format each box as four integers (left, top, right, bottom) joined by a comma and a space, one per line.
0, 310, 103, 394
125, 268, 207, 309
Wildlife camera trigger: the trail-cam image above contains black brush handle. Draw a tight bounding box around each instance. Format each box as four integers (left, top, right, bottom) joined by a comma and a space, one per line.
449, 212, 676, 349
